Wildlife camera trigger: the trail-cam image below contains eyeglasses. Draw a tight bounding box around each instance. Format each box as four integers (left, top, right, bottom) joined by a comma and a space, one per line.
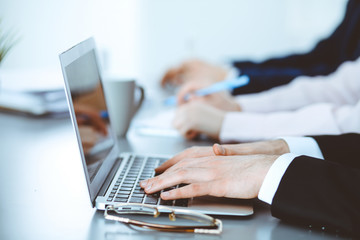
104, 203, 223, 234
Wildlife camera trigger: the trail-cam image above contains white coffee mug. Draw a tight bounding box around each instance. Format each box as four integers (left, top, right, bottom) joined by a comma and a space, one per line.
103, 78, 145, 137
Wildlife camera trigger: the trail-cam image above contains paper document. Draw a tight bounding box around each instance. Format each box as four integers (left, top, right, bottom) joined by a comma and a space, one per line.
0, 69, 69, 117
135, 109, 181, 137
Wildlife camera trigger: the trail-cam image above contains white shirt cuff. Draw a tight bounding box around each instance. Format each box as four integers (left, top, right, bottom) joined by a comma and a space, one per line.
258, 153, 299, 205
223, 67, 240, 81
280, 136, 324, 159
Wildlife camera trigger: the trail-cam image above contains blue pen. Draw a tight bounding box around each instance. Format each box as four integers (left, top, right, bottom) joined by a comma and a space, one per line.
100, 110, 109, 119
164, 75, 250, 106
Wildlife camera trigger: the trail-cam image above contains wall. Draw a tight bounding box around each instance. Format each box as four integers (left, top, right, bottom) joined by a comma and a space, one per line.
0, 0, 347, 87
136, 0, 347, 83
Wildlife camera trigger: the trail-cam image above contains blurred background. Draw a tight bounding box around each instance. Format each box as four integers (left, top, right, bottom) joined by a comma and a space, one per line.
0, 0, 347, 89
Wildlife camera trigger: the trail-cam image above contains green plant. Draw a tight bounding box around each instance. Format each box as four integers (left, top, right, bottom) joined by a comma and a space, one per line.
0, 19, 17, 65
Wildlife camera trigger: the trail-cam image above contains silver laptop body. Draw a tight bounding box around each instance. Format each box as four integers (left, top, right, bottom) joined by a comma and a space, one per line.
59, 37, 253, 216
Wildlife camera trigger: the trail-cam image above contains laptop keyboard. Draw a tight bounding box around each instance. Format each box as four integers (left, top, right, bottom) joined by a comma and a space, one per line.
106, 156, 188, 207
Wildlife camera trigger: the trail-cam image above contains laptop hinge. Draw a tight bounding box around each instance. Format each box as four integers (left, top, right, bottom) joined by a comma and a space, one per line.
96, 157, 123, 200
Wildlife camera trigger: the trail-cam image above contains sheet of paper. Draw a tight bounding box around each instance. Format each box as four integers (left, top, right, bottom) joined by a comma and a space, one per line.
134, 109, 181, 137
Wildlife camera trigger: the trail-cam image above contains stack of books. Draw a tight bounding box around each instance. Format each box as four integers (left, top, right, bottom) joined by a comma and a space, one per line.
0, 89, 69, 117
0, 69, 69, 117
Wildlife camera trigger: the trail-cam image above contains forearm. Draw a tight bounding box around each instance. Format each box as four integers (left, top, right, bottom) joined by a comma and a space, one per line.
258, 150, 360, 236
232, 50, 326, 71
220, 104, 340, 142
271, 156, 360, 237
311, 133, 360, 168
257, 132, 360, 236
235, 59, 360, 113
258, 136, 324, 204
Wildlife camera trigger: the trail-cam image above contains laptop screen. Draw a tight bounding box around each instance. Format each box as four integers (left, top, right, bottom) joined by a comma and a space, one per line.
64, 49, 114, 182
60, 38, 120, 204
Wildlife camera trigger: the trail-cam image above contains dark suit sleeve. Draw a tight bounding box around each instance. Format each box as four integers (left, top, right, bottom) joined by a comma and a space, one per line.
311, 133, 360, 169
271, 156, 360, 237
231, 0, 360, 95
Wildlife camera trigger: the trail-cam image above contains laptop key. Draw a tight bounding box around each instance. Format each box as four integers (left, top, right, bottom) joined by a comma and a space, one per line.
144, 196, 158, 205
129, 197, 143, 203
174, 199, 189, 207
132, 193, 145, 198
133, 189, 145, 195
116, 195, 130, 199
124, 177, 137, 181
117, 190, 131, 195
114, 198, 128, 203
127, 174, 138, 177
123, 180, 135, 183
116, 194, 129, 198
160, 199, 173, 206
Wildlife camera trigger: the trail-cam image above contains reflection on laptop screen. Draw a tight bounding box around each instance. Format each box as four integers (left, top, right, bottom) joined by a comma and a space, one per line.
64, 49, 114, 182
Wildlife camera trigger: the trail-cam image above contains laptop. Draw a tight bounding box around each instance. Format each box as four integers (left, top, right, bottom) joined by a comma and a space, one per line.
59, 37, 253, 216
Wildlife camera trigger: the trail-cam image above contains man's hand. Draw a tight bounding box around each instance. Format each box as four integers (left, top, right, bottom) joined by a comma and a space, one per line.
161, 59, 228, 87
155, 139, 290, 173
173, 101, 226, 140
176, 81, 242, 112
155, 146, 215, 173
140, 154, 278, 200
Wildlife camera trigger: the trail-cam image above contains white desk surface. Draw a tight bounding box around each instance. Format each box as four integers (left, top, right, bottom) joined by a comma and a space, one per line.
0, 102, 351, 240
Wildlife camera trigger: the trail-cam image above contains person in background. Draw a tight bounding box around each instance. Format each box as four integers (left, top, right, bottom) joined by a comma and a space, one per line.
140, 133, 360, 237
161, 0, 360, 95
159, 1, 360, 141
170, 57, 360, 141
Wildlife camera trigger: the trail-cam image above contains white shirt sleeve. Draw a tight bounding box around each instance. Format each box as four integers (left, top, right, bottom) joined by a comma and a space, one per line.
235, 58, 360, 113
280, 136, 324, 159
258, 153, 298, 204
258, 137, 324, 205
219, 100, 360, 142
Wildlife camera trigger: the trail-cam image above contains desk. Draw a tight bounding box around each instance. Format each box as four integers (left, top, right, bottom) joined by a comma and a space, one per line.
0, 106, 350, 240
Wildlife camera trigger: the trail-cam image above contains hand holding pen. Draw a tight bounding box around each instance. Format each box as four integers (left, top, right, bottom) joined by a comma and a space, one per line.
163, 76, 249, 140
164, 75, 249, 106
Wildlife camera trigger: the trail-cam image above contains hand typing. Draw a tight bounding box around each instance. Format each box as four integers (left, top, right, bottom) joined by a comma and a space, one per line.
140, 140, 290, 200
155, 139, 290, 173
141, 154, 278, 200
161, 59, 228, 87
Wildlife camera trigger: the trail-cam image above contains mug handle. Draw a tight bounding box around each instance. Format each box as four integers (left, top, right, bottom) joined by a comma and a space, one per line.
133, 85, 145, 115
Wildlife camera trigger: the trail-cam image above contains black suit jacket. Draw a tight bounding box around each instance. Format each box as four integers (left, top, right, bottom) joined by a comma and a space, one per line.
232, 0, 360, 95
271, 133, 360, 237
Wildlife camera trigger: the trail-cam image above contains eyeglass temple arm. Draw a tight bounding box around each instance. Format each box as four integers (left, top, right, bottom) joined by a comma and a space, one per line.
104, 212, 222, 234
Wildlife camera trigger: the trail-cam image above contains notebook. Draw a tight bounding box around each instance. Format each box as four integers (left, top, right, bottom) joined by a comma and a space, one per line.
59, 37, 253, 216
